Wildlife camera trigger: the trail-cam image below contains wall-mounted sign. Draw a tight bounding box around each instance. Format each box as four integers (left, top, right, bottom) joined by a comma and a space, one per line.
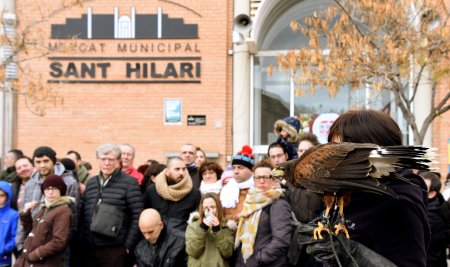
311, 113, 339, 144
47, 6, 201, 84
187, 115, 206, 126
164, 98, 182, 125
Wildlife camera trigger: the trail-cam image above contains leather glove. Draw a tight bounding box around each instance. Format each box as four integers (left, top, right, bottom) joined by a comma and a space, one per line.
296, 222, 397, 267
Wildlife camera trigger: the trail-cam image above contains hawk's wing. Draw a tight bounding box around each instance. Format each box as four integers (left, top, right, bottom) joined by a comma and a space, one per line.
292, 142, 433, 196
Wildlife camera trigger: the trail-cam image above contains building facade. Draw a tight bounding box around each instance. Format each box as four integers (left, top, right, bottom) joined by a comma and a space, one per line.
1, 0, 449, 174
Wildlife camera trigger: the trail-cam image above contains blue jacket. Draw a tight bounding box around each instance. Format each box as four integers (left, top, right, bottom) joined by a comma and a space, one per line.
0, 181, 19, 265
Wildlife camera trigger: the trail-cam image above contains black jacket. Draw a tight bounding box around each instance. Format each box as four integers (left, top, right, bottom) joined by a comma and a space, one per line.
80, 169, 143, 249
344, 169, 430, 267
187, 165, 200, 189
134, 228, 186, 267
144, 183, 200, 232
426, 193, 450, 267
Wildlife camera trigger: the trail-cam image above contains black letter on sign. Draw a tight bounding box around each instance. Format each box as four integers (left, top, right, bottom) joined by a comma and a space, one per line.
50, 62, 63, 78
97, 63, 111, 78
65, 63, 79, 78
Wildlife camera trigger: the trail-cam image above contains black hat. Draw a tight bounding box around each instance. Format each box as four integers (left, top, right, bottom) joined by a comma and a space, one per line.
41, 174, 67, 196
33, 146, 57, 164
232, 145, 255, 170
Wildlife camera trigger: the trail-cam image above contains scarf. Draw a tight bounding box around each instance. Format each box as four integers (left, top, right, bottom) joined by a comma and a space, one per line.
235, 187, 284, 263
155, 170, 193, 202
200, 180, 222, 194
220, 177, 254, 208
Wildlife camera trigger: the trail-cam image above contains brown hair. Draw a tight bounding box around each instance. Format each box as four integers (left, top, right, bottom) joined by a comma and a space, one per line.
298, 133, 319, 145
198, 161, 224, 180
198, 193, 224, 223
252, 159, 274, 172
328, 110, 402, 146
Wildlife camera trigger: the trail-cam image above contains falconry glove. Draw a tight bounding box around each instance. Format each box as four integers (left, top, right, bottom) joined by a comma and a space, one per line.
297, 222, 397, 267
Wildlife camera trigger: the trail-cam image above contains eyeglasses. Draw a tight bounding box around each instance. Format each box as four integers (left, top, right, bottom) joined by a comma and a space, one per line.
44, 187, 59, 192
269, 153, 285, 160
0, 193, 6, 198
254, 175, 272, 181
98, 157, 117, 163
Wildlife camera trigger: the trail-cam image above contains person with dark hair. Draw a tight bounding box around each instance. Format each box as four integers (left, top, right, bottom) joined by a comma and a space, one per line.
143, 157, 200, 232
81, 161, 92, 172
67, 150, 90, 185
297, 133, 319, 157
302, 110, 429, 267
198, 162, 224, 194
186, 193, 234, 267
15, 175, 72, 267
267, 142, 288, 168
141, 163, 165, 194
421, 171, 450, 267
22, 146, 79, 219
234, 160, 292, 267
0, 149, 23, 183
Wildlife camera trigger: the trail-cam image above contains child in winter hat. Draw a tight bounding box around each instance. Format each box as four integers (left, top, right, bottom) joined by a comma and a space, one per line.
273, 116, 301, 160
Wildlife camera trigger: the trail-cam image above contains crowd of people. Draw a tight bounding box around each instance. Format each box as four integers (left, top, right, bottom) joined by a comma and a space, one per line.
0, 109, 449, 267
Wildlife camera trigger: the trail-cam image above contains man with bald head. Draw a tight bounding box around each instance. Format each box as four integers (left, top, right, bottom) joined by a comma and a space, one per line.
143, 157, 200, 231
134, 209, 186, 267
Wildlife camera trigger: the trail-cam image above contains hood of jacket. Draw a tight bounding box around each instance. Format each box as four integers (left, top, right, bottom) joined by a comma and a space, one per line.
274, 119, 299, 142
0, 180, 12, 209
30, 162, 67, 183
42, 195, 74, 209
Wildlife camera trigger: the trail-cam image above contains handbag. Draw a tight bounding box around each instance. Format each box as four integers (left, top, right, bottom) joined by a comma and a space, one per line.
90, 202, 124, 238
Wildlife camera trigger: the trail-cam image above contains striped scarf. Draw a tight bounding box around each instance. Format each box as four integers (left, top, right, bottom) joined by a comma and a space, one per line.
235, 187, 284, 262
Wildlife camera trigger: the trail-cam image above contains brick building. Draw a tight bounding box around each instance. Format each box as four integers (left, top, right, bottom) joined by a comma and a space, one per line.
0, 0, 449, 174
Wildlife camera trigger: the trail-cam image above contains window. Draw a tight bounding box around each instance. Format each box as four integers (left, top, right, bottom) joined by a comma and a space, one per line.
252, 0, 405, 155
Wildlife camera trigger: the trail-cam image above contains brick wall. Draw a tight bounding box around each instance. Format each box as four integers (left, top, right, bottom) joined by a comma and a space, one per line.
15, 0, 234, 172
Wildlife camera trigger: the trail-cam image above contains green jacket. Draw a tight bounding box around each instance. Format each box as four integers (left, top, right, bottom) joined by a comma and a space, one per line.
77, 165, 90, 184
185, 219, 234, 267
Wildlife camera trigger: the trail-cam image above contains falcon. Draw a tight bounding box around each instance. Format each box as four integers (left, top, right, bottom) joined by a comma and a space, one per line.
276, 142, 434, 239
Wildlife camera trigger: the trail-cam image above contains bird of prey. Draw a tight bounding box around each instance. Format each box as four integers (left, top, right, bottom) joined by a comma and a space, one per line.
274, 142, 434, 240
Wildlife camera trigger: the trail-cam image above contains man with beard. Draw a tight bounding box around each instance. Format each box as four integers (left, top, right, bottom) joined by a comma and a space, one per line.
144, 156, 200, 232
21, 146, 79, 217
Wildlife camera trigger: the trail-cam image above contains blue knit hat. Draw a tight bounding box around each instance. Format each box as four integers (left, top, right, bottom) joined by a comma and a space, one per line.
232, 145, 255, 170
283, 116, 301, 132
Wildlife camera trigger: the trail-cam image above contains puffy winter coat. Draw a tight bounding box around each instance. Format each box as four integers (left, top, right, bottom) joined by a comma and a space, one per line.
15, 196, 72, 267
0, 181, 19, 266
80, 169, 143, 249
186, 214, 234, 267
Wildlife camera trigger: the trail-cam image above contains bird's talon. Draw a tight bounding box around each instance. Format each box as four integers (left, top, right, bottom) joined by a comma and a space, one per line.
334, 223, 350, 239
313, 221, 331, 240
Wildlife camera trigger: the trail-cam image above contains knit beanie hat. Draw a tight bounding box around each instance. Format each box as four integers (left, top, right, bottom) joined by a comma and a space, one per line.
41, 174, 67, 196
33, 146, 57, 164
231, 145, 255, 170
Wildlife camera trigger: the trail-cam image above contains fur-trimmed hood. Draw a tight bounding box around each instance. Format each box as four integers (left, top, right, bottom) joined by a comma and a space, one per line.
274, 119, 299, 142
42, 196, 74, 209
